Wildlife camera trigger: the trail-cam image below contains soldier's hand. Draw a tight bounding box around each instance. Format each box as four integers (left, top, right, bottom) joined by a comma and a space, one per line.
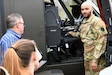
90, 60, 99, 72
66, 31, 73, 36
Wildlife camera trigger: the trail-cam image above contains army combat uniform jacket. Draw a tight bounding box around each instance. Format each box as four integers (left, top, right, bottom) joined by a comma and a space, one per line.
70, 14, 108, 61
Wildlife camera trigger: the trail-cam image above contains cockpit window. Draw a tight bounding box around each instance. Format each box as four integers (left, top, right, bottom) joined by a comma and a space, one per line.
44, 0, 103, 19
55, 0, 83, 20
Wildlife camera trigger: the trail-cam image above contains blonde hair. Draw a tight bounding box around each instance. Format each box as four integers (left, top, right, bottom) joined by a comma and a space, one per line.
2, 39, 38, 75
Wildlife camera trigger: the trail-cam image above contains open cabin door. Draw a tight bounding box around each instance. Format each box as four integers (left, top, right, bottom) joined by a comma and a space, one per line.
97, 0, 112, 66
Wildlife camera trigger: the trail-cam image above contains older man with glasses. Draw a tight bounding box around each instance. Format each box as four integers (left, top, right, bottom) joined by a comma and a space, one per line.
0, 13, 25, 65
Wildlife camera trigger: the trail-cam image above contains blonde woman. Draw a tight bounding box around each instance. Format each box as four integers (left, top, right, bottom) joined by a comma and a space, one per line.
2, 39, 41, 75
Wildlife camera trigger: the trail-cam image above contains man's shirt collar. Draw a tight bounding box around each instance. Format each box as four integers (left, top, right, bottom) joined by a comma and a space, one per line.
7, 29, 22, 39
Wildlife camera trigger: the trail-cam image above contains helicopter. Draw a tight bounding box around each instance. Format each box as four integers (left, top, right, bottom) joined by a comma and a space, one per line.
0, 0, 112, 75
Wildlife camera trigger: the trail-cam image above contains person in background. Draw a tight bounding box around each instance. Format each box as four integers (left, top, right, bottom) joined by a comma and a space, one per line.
67, 1, 108, 75
0, 13, 25, 65
2, 39, 41, 75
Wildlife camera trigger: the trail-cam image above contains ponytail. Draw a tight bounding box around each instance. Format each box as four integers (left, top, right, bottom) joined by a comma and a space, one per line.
2, 48, 21, 75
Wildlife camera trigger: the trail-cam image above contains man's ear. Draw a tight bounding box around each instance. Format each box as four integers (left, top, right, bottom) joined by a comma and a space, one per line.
91, 7, 94, 13
15, 23, 20, 28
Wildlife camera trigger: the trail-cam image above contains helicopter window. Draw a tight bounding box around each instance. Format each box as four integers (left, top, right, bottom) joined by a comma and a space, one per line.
59, 0, 82, 19
54, 0, 69, 20
44, 0, 83, 20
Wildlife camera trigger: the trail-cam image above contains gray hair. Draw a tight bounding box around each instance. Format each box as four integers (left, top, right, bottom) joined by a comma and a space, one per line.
6, 13, 23, 28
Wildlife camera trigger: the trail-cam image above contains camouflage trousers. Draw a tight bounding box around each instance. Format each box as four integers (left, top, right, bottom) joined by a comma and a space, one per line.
84, 57, 106, 75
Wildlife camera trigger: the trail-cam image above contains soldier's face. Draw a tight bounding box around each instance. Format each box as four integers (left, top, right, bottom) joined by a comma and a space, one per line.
81, 3, 93, 18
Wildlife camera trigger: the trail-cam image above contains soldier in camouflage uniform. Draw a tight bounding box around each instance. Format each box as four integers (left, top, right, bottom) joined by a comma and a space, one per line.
67, 1, 108, 75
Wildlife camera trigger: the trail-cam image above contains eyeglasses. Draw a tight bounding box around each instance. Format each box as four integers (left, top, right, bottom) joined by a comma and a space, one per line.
18, 22, 26, 27
18, 22, 24, 25
19, 22, 24, 24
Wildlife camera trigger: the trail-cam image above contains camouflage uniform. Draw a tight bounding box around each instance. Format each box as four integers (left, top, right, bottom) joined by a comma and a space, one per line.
70, 14, 108, 75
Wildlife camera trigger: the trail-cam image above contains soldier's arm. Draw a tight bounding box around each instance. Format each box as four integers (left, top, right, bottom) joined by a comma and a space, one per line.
93, 20, 108, 60
67, 31, 80, 37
